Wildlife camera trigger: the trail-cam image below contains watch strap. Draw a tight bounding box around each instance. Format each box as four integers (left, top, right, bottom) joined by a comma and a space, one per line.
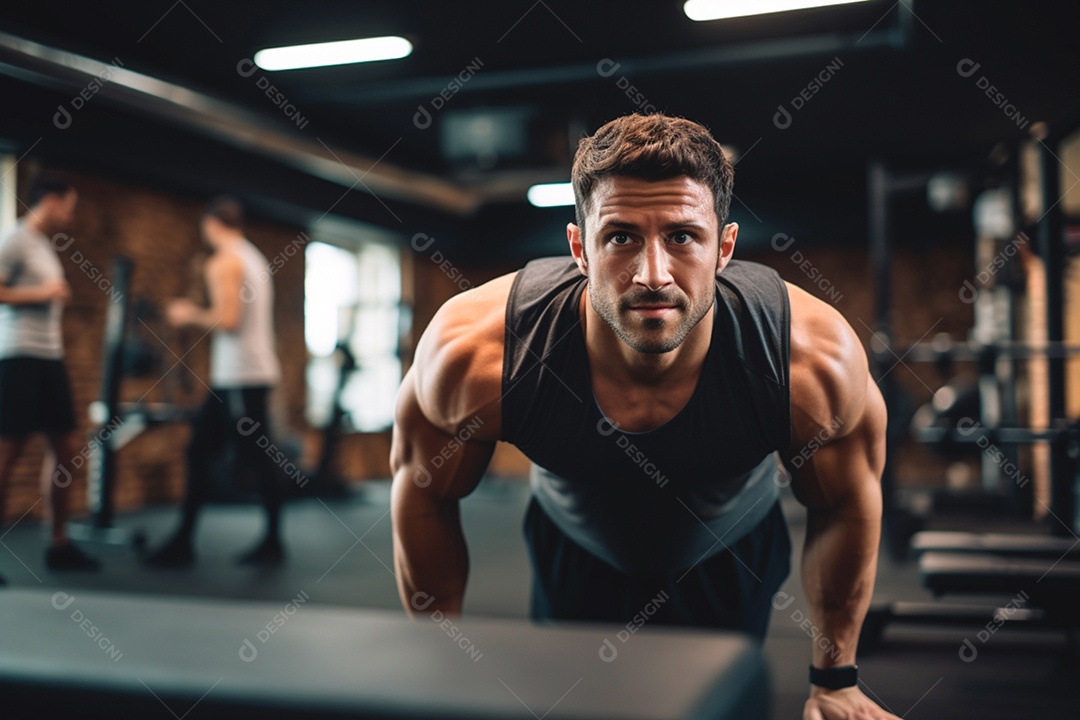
809, 664, 858, 689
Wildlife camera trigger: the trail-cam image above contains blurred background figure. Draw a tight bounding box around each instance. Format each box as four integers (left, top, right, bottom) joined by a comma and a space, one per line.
143, 196, 286, 568
0, 173, 99, 581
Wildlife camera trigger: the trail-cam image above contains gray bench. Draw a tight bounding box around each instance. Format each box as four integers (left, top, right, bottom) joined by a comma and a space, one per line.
0, 588, 767, 719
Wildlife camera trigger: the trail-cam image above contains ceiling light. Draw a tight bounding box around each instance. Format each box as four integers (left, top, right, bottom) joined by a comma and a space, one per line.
254, 36, 413, 71
527, 183, 575, 208
684, 0, 870, 22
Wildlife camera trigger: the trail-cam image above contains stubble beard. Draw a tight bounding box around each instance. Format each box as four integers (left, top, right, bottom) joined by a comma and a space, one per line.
589, 279, 713, 355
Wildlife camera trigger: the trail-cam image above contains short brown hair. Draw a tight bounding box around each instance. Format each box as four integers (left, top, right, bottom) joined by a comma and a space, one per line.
27, 173, 75, 208
571, 114, 734, 236
204, 195, 244, 229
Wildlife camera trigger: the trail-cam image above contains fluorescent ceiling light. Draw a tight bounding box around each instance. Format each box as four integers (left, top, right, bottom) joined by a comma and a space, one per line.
527, 182, 575, 208
684, 0, 869, 22
254, 36, 412, 71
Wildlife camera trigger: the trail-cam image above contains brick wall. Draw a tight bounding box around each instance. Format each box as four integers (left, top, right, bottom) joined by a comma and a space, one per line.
2, 166, 307, 524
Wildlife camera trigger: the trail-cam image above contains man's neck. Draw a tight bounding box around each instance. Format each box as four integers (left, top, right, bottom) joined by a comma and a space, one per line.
25, 213, 49, 236
580, 289, 714, 388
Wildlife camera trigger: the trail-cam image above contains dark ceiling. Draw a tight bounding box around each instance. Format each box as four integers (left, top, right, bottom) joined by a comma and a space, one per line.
2, 1, 1079, 262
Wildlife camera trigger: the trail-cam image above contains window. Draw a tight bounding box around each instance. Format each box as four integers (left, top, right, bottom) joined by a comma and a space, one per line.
0, 155, 16, 234
304, 221, 404, 432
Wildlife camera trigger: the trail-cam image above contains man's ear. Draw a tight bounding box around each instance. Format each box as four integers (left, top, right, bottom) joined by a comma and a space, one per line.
568, 222, 588, 275
716, 222, 738, 275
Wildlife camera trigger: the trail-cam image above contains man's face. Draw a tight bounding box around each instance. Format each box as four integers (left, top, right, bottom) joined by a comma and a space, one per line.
200, 216, 212, 243
200, 216, 221, 250
569, 175, 736, 354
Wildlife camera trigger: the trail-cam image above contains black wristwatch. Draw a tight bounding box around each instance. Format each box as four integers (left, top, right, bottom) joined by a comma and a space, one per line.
809, 664, 858, 689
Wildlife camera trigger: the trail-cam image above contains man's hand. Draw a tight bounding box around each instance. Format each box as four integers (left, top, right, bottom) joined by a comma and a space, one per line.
166, 298, 200, 328
35, 279, 70, 304
804, 686, 902, 719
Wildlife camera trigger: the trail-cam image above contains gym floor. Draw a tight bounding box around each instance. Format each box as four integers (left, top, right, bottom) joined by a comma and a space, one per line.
2, 478, 1076, 719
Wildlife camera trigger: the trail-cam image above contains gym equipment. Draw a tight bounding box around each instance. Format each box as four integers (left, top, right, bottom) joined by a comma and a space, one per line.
305, 305, 360, 498
861, 116, 1080, 653
916, 550, 1080, 658
0, 588, 768, 719
68, 257, 192, 548
880, 337, 1080, 363
911, 530, 1080, 559
857, 598, 1051, 658
867, 160, 943, 558
861, 419, 1080, 654
869, 157, 1080, 553
908, 375, 980, 466
861, 531, 1080, 655
919, 552, 1080, 599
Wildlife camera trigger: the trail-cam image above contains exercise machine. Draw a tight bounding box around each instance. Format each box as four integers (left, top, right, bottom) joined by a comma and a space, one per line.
863, 115, 1080, 653
68, 257, 193, 548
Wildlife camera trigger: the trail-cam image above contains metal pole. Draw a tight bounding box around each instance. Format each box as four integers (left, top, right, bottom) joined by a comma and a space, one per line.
869, 160, 910, 558
92, 256, 132, 529
870, 160, 890, 368
1036, 139, 1071, 532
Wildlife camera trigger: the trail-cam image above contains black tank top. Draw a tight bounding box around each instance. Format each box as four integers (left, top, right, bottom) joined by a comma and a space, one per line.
501, 257, 791, 576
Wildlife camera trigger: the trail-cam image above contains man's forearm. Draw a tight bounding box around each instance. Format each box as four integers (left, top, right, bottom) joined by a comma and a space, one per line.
391, 479, 469, 617
0, 285, 46, 305
187, 307, 222, 330
802, 495, 881, 668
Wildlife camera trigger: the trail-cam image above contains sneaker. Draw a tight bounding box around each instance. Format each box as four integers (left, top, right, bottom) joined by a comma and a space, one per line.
143, 535, 195, 568
237, 537, 284, 566
46, 542, 102, 572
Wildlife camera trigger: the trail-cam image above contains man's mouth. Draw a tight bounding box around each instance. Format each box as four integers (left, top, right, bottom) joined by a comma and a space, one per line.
628, 304, 679, 318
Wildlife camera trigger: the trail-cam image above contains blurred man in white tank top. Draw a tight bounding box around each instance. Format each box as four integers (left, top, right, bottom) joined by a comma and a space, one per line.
144, 197, 287, 568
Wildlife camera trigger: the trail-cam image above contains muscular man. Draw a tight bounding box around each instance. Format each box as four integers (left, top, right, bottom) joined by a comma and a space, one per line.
392, 114, 896, 718
0, 174, 100, 582
144, 197, 286, 567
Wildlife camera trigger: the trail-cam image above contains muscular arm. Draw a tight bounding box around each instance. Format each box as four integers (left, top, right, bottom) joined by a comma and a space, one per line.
784, 284, 894, 719
389, 274, 513, 617
390, 370, 494, 616
792, 373, 885, 669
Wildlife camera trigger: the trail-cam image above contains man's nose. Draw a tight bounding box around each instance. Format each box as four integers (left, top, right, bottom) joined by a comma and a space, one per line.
633, 239, 673, 291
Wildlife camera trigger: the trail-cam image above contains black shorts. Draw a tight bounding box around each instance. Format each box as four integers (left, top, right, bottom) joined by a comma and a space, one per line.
524, 497, 792, 640
0, 356, 78, 437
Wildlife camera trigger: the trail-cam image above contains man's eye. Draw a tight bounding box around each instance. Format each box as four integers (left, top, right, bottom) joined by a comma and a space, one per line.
610, 233, 632, 245
670, 232, 693, 245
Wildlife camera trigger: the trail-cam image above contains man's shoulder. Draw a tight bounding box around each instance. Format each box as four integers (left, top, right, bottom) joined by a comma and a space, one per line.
0, 223, 37, 247
238, 237, 271, 263
0, 224, 42, 267
207, 247, 245, 273
786, 281, 872, 438
426, 270, 517, 343
786, 281, 857, 350
411, 272, 517, 435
